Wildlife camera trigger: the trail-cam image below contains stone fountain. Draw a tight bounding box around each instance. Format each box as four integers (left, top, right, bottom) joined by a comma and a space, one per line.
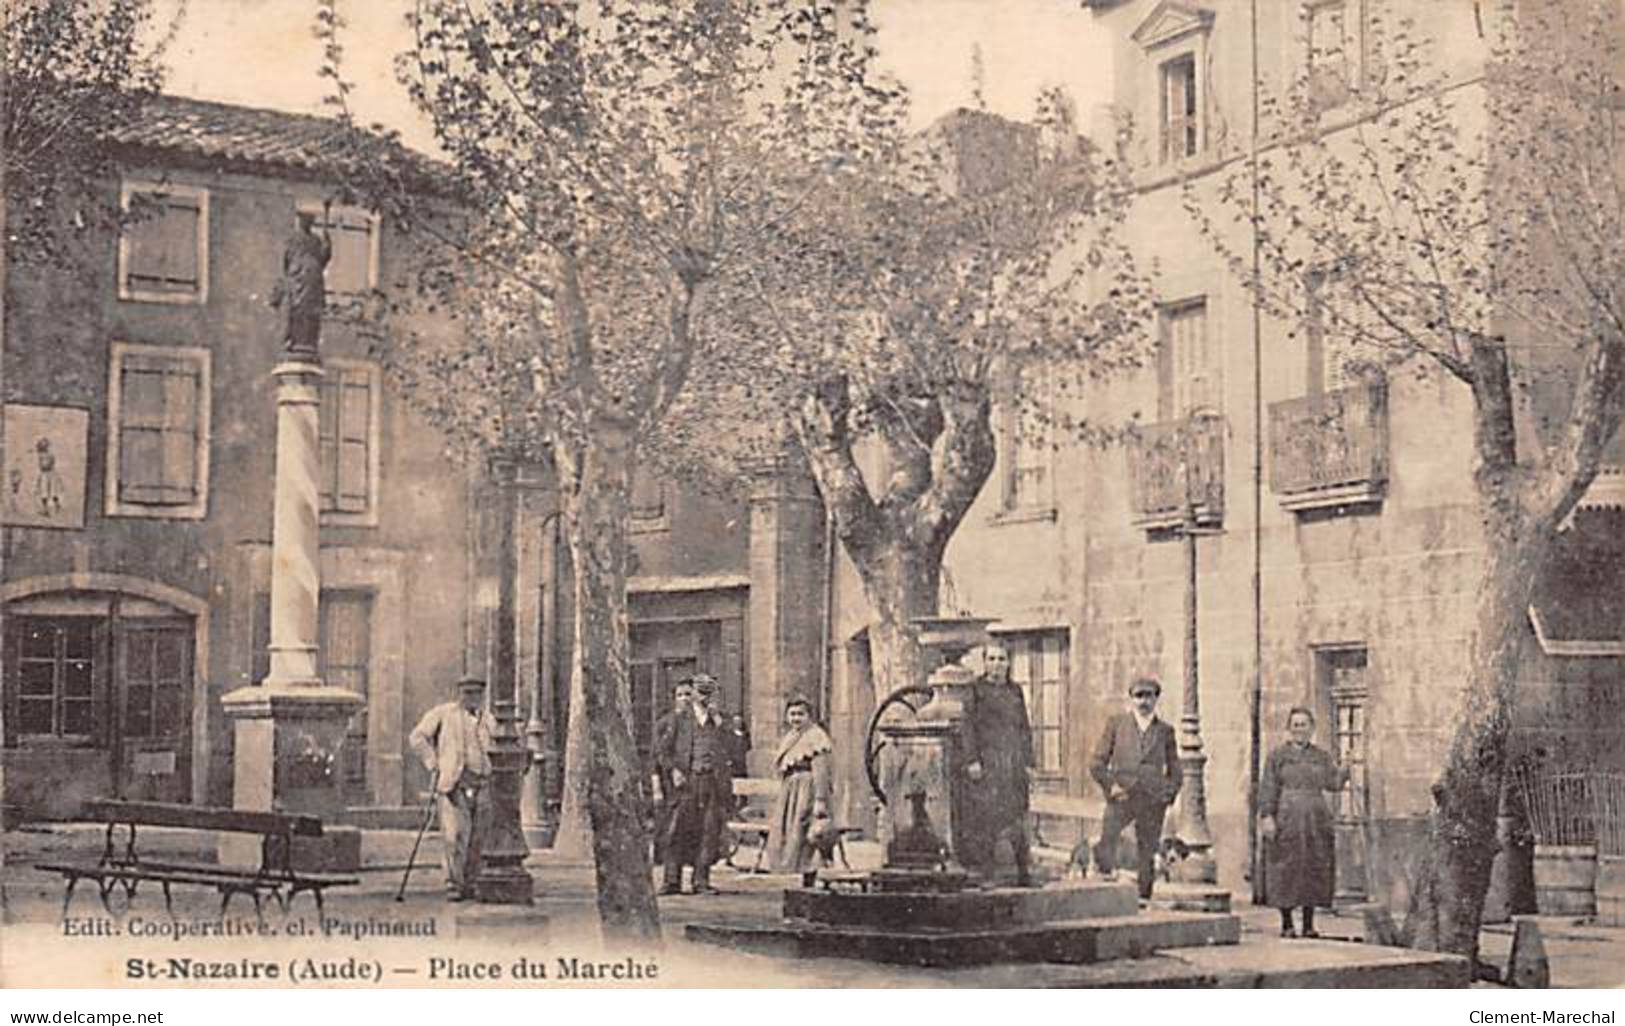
687, 616, 1241, 968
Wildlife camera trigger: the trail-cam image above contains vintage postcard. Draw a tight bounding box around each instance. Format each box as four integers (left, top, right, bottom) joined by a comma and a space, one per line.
2, 0, 1623, 998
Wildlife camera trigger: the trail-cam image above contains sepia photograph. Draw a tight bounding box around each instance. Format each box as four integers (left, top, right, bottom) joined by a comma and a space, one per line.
1, 0, 1623, 1006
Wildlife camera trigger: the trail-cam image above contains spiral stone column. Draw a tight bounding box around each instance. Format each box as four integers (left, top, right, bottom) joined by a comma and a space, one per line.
221, 359, 362, 870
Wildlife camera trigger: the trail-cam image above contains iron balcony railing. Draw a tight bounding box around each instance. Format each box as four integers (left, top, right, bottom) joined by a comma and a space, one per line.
1127, 414, 1226, 529
1268, 382, 1389, 511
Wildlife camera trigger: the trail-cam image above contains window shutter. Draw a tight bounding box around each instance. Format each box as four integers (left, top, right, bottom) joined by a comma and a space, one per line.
1165, 302, 1217, 416
118, 357, 166, 503
127, 194, 199, 292
156, 200, 199, 287
328, 219, 372, 294
320, 365, 374, 515
630, 471, 665, 520
118, 352, 202, 506
337, 373, 371, 512
161, 361, 200, 502
1157, 319, 1175, 420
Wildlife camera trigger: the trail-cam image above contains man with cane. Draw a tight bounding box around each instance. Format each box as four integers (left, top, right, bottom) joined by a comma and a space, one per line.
408, 677, 494, 901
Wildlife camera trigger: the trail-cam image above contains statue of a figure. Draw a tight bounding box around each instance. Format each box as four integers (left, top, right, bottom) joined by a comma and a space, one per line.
270, 209, 333, 359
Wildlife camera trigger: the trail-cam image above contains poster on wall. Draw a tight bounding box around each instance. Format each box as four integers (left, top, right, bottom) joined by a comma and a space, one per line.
3, 403, 90, 530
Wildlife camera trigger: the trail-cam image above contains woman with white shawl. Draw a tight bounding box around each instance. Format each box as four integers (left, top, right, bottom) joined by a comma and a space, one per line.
765, 695, 836, 887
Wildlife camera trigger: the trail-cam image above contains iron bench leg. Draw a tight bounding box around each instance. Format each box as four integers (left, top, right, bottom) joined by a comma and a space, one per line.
60, 874, 83, 919
99, 876, 136, 917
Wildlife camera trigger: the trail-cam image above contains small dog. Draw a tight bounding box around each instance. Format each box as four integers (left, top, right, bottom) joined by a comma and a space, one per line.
1155, 836, 1192, 882
1066, 834, 1193, 882
1064, 840, 1092, 880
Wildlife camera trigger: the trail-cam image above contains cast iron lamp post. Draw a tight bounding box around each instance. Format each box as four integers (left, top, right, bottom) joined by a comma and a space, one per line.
474, 455, 534, 903
1173, 407, 1221, 884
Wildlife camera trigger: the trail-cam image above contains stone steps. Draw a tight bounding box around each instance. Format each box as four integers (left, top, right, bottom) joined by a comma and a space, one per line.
685, 908, 1242, 967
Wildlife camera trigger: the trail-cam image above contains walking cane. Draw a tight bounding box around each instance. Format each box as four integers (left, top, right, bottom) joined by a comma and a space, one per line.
396, 775, 439, 903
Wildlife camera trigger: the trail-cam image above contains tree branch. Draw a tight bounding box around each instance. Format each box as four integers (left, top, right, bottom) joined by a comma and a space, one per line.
795, 377, 884, 570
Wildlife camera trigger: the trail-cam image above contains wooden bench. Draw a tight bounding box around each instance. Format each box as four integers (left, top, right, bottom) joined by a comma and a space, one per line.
33, 800, 359, 921
725, 777, 860, 874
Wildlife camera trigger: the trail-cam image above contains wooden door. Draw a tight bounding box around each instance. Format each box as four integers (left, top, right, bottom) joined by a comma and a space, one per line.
1318, 646, 1370, 902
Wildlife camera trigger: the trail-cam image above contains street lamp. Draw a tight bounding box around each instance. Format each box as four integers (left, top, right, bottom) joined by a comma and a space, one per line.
1173, 407, 1220, 884
524, 505, 564, 844
474, 455, 534, 904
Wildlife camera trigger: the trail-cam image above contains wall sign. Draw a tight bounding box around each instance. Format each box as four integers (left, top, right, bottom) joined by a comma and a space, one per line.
3, 404, 90, 529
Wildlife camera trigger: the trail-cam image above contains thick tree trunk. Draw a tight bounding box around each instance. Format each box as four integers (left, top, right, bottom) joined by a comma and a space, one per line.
554, 652, 593, 859
854, 545, 943, 702
1406, 513, 1549, 965
797, 381, 997, 703
552, 424, 661, 940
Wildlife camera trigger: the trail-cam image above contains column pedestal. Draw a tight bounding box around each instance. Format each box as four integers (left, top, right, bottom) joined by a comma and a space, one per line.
222, 360, 362, 869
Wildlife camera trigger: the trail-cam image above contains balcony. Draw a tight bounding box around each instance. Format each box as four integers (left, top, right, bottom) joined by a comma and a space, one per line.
1127, 414, 1226, 530
1268, 383, 1389, 512
1577, 465, 1625, 512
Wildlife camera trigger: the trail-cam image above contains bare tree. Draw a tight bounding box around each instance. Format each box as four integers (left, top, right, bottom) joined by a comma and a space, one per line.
1188, 0, 1625, 963
757, 95, 1154, 704
316, 0, 899, 940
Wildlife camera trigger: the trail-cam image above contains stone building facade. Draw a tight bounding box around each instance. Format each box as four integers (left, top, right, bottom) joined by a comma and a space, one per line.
613, 0, 1625, 909
1, 96, 473, 822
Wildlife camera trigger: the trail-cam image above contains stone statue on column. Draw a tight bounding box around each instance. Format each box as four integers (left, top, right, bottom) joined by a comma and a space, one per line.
271, 208, 333, 359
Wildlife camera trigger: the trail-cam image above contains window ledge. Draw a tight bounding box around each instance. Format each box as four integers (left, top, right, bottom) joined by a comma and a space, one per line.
7, 737, 100, 751
117, 288, 206, 306
322, 509, 380, 529
106, 502, 208, 521
1132, 505, 1223, 533
1277, 481, 1385, 513
990, 506, 1058, 527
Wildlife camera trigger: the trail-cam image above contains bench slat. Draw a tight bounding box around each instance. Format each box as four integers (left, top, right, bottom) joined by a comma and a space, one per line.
80, 800, 324, 837
1029, 793, 1097, 819
35, 858, 357, 888
731, 778, 780, 797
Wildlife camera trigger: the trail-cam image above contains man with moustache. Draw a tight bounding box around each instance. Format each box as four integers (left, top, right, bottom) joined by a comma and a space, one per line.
1090, 677, 1182, 900
650, 678, 696, 864
408, 676, 495, 901
655, 674, 732, 895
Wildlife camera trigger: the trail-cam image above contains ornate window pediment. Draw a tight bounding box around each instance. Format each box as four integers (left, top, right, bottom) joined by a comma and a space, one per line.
1130, 2, 1218, 165
1131, 0, 1215, 51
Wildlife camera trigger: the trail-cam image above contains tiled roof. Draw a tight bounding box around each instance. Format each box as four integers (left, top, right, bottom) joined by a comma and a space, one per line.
104, 92, 443, 185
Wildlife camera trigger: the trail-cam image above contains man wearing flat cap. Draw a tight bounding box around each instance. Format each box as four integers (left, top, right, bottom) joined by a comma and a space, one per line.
409, 677, 495, 901
1090, 676, 1181, 899
654, 673, 732, 895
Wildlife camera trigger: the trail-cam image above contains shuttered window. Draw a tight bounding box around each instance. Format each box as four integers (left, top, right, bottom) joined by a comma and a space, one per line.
108, 343, 210, 519
1161, 55, 1199, 163
318, 361, 378, 521
120, 183, 208, 303
319, 590, 373, 790
299, 204, 378, 296
1159, 299, 1220, 418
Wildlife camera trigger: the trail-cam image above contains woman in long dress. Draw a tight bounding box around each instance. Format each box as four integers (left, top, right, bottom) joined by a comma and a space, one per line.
1259, 706, 1349, 937
765, 695, 835, 887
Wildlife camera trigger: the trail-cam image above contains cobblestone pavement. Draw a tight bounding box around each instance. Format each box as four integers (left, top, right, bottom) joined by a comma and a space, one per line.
3, 827, 1618, 988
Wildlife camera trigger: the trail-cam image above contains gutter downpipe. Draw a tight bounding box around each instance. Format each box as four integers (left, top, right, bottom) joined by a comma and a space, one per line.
1246, 0, 1267, 906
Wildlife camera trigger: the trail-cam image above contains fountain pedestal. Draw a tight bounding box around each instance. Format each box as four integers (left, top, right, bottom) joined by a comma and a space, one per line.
685, 615, 1240, 966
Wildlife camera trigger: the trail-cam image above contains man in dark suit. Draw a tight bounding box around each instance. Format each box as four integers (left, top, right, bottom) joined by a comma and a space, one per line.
1090, 677, 1182, 899
650, 678, 695, 865
655, 674, 733, 895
